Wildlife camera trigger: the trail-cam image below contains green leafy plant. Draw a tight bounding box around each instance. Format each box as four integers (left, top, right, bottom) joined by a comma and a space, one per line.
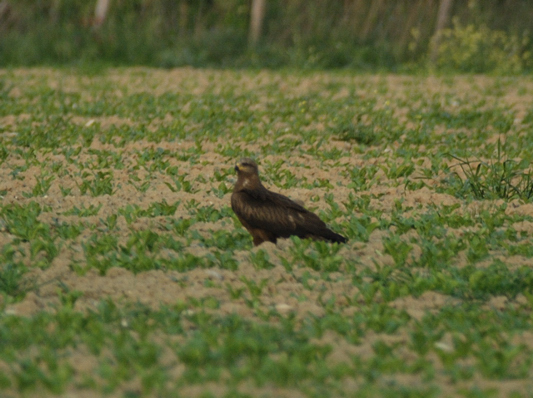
0, 246, 29, 299
77, 171, 116, 196
31, 172, 55, 197
249, 249, 274, 270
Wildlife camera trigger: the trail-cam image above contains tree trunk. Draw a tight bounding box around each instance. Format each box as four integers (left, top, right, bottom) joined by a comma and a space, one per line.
94, 0, 110, 27
179, 0, 188, 36
0, 1, 9, 20
361, 0, 383, 41
430, 0, 454, 63
249, 0, 266, 47
398, 0, 428, 52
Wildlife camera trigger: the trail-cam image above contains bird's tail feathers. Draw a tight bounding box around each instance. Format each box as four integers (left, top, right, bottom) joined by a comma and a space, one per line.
314, 228, 348, 244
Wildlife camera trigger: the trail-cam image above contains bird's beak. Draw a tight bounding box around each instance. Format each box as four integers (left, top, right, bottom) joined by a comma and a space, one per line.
235, 163, 241, 172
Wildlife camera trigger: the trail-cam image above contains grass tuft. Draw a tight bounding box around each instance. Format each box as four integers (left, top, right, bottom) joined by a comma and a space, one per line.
447, 139, 533, 201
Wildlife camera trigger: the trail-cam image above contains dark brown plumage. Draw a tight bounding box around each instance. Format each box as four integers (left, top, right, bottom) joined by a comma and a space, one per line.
231, 158, 347, 246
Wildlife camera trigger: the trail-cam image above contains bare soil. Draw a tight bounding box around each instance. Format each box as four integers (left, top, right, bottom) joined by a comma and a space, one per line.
2, 68, 533, 397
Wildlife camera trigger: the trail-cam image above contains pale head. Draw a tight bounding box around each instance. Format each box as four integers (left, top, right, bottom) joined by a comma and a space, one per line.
234, 158, 259, 176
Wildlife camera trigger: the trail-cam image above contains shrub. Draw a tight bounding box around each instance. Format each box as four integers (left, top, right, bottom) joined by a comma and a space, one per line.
430, 18, 531, 74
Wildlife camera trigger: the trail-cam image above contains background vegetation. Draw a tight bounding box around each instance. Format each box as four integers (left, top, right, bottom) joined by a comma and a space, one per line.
1, 0, 532, 72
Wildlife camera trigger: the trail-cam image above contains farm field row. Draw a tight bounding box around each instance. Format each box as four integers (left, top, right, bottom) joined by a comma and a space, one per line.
1, 68, 533, 397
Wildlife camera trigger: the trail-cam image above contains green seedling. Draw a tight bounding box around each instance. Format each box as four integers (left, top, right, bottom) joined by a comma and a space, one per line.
31, 173, 55, 197
0, 245, 28, 299
226, 283, 245, 299
249, 249, 274, 270
77, 171, 116, 196
128, 177, 151, 193
64, 204, 102, 217
165, 174, 196, 193
382, 233, 413, 267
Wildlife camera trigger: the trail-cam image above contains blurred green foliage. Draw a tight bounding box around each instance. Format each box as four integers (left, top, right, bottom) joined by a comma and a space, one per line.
0, 0, 532, 72
431, 18, 532, 74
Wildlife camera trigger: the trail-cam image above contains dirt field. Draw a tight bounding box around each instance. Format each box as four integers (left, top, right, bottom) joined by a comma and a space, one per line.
1, 68, 533, 397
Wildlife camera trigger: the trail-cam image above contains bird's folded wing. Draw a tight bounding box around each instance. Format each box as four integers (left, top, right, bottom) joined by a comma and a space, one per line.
232, 189, 326, 237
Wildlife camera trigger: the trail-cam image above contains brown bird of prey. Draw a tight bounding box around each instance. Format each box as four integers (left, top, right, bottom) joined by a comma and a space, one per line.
231, 158, 348, 246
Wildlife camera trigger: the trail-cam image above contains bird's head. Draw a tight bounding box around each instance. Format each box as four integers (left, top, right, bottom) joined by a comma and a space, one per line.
234, 158, 259, 176
234, 158, 262, 191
